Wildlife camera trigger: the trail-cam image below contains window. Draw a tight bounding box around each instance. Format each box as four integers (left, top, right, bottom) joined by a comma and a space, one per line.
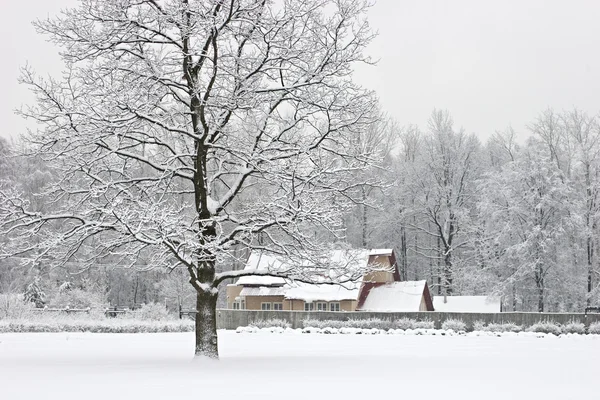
316, 302, 328, 311
273, 302, 283, 311
304, 302, 314, 311
232, 299, 245, 310
261, 303, 272, 311
329, 302, 340, 312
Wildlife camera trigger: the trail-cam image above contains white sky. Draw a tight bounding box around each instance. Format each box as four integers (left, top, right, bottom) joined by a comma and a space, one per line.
2, 0, 600, 141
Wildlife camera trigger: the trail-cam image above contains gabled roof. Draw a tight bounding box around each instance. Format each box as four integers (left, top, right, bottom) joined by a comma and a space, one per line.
235, 249, 372, 286
432, 296, 501, 313
358, 281, 429, 312
285, 282, 361, 302
369, 249, 394, 256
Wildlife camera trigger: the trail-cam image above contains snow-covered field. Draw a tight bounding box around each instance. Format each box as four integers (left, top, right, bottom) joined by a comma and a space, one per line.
1, 331, 598, 400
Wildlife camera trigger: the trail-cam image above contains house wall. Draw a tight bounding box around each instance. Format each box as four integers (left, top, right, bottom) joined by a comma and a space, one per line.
419, 295, 427, 312
226, 285, 243, 309
242, 297, 357, 311
363, 255, 395, 283
245, 295, 286, 310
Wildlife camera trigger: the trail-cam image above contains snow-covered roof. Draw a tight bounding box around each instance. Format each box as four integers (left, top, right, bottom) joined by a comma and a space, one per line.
369, 249, 394, 256
239, 287, 287, 297
235, 252, 288, 286
235, 249, 372, 286
359, 281, 427, 312
284, 282, 360, 302
432, 296, 501, 313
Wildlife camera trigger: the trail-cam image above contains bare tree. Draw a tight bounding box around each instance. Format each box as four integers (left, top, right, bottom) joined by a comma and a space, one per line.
409, 110, 481, 296
0, 0, 380, 358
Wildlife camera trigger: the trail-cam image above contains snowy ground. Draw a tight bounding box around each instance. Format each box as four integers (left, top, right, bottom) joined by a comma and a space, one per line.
1, 331, 598, 400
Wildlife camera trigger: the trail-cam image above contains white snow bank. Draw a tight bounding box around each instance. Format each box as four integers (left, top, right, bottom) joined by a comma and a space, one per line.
432, 295, 501, 312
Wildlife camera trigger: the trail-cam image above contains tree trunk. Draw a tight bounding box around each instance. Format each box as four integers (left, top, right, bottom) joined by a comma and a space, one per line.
361, 187, 368, 248
400, 225, 407, 280
587, 236, 593, 307
535, 263, 544, 313
512, 283, 517, 312
444, 252, 453, 296
194, 290, 219, 358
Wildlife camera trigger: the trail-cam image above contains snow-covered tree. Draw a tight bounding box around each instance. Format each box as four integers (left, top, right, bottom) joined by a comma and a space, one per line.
478, 144, 578, 312
0, 0, 380, 358
406, 110, 482, 295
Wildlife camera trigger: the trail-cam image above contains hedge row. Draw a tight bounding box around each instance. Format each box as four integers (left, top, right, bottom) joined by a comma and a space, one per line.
248, 318, 600, 335
0, 319, 194, 333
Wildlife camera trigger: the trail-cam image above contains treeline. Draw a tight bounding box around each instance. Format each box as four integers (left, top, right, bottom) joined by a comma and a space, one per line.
2, 107, 600, 312
346, 108, 600, 312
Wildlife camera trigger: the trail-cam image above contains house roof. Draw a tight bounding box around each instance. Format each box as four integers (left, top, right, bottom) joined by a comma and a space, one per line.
369, 249, 394, 256
284, 282, 360, 302
239, 287, 287, 297
235, 249, 372, 286
432, 296, 501, 313
358, 281, 428, 312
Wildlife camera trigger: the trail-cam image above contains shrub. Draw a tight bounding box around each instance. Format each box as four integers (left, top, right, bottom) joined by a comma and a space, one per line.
131, 302, 172, 321
413, 319, 435, 329
0, 293, 34, 319
563, 321, 585, 334
250, 319, 291, 329
527, 321, 562, 335
486, 323, 522, 333
441, 318, 466, 332
346, 318, 392, 330
0, 318, 194, 333
588, 322, 600, 334
50, 288, 108, 318
393, 318, 417, 330
472, 320, 486, 331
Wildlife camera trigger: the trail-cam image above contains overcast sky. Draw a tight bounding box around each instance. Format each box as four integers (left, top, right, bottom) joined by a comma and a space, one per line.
2, 0, 600, 142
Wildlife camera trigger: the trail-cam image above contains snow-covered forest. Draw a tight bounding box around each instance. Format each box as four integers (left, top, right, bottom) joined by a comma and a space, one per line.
2, 107, 599, 314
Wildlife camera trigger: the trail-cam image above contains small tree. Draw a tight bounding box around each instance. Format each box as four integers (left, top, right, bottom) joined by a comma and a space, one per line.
24, 276, 46, 308
1, 0, 380, 358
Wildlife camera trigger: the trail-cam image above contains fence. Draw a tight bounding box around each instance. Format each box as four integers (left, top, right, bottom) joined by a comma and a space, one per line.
215, 309, 600, 330
31, 307, 130, 317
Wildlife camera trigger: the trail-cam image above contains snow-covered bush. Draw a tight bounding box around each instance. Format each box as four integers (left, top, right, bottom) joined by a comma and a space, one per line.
131, 302, 172, 321
302, 319, 343, 329
392, 318, 417, 330
347, 318, 392, 330
250, 319, 291, 329
0, 318, 194, 333
486, 323, 522, 333
527, 321, 562, 335
413, 319, 435, 329
472, 320, 486, 331
563, 322, 585, 334
302, 318, 392, 330
0, 293, 34, 319
588, 322, 600, 334
50, 288, 108, 318
24, 277, 46, 308
441, 318, 466, 332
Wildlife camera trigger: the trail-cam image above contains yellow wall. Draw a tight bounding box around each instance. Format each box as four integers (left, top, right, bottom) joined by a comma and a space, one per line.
363, 255, 394, 283
240, 296, 356, 312
245, 295, 286, 310
226, 285, 243, 309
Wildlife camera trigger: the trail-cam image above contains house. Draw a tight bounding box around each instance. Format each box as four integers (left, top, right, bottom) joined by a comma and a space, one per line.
356, 280, 434, 312
432, 296, 502, 313
226, 248, 434, 312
